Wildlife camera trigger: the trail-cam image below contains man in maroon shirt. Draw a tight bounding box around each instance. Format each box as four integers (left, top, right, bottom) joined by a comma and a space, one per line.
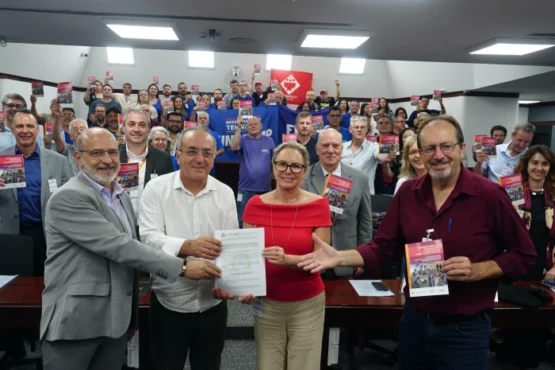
299, 115, 537, 370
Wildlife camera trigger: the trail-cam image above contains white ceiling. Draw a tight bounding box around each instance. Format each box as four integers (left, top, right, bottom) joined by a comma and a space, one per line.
1, 0, 555, 65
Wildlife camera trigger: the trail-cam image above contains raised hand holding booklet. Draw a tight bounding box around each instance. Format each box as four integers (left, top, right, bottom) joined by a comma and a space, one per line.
405, 239, 448, 297
321, 174, 353, 215
268, 93, 277, 105
366, 135, 378, 143
191, 85, 200, 95
312, 114, 324, 132
88, 76, 96, 86
106, 71, 114, 84
217, 101, 227, 110
152, 76, 159, 86
239, 100, 253, 119
282, 134, 297, 143
0, 155, 26, 189
379, 134, 399, 154
164, 100, 174, 113
45, 123, 54, 139
197, 101, 207, 112
411, 95, 420, 106
474, 134, 487, 151
500, 173, 525, 206
254, 64, 261, 75
57, 82, 73, 105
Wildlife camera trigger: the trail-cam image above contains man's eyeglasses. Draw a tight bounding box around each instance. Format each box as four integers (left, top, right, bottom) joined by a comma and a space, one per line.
420, 142, 461, 157
63, 113, 75, 118
329, 114, 342, 118
177, 148, 214, 158
79, 149, 120, 158
3, 103, 25, 109
274, 161, 305, 174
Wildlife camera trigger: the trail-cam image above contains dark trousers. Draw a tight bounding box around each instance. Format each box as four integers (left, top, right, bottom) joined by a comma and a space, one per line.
149, 292, 227, 370
397, 301, 491, 370
19, 221, 46, 276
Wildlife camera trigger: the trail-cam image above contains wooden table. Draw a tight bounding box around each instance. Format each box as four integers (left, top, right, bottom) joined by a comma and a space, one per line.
2, 278, 555, 370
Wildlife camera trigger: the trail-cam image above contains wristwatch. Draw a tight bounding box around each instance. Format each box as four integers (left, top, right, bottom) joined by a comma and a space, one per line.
179, 260, 187, 277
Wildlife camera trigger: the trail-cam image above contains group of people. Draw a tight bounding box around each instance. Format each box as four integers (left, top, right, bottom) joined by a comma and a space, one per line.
0, 77, 554, 370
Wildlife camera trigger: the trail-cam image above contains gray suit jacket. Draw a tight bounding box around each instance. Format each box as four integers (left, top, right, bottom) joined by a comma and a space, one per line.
40, 172, 184, 341
0, 145, 71, 234
301, 162, 373, 276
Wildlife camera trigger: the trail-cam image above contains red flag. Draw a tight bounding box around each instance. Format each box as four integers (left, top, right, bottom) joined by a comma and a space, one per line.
270, 69, 313, 105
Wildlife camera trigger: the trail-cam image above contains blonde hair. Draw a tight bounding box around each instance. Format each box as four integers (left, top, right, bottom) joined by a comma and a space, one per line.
272, 142, 310, 170
400, 135, 420, 178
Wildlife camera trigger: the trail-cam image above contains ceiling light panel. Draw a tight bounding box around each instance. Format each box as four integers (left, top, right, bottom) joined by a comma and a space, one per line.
107, 24, 179, 41
301, 35, 369, 49
106, 47, 134, 64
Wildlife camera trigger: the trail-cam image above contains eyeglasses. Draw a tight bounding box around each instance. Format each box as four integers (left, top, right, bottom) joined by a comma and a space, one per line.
329, 114, 342, 118
274, 161, 305, 174
420, 142, 461, 157
79, 149, 120, 158
408, 150, 420, 157
71, 127, 87, 133
151, 138, 168, 143
177, 148, 214, 158
63, 113, 75, 118
3, 103, 25, 109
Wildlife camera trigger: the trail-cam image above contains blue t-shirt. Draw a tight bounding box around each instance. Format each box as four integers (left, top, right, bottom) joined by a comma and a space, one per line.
229, 95, 255, 109
238, 135, 275, 192
208, 129, 224, 176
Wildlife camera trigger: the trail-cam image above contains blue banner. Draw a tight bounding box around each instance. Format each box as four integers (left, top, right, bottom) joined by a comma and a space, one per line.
207, 105, 352, 162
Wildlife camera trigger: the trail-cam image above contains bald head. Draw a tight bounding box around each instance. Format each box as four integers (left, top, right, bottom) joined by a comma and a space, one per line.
317, 128, 342, 145
316, 129, 343, 170
76, 128, 118, 151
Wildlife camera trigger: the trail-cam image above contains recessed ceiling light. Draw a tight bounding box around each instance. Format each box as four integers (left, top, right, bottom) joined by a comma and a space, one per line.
107, 24, 179, 41
301, 35, 369, 49
519, 100, 541, 104
470, 43, 554, 56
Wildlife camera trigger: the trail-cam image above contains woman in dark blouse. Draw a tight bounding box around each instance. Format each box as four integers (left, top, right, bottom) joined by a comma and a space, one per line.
496, 144, 555, 369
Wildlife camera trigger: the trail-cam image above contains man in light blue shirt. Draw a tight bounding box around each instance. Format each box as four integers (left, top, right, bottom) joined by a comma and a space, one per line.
0, 93, 44, 150
474, 122, 535, 183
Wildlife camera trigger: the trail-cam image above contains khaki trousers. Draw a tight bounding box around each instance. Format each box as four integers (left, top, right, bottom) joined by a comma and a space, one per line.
254, 292, 325, 370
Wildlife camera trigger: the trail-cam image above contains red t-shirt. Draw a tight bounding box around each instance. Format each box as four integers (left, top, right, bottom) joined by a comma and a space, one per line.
243, 196, 332, 302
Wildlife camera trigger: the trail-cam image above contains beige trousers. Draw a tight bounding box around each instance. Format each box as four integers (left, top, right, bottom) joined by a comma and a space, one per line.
254, 292, 325, 370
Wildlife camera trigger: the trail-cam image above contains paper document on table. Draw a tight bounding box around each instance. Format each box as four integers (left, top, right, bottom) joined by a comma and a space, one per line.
349, 280, 394, 297
0, 275, 17, 289
214, 228, 266, 296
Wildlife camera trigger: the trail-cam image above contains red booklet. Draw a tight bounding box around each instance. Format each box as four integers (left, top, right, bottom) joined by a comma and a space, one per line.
217, 101, 227, 110
474, 134, 487, 151
106, 71, 114, 84
0, 154, 26, 189
184, 121, 197, 128
268, 93, 277, 105
282, 134, 297, 143
254, 64, 261, 75
500, 174, 525, 206
191, 85, 200, 95
197, 101, 207, 111
118, 114, 124, 129
271, 79, 279, 91
366, 135, 378, 143
88, 76, 96, 86
45, 123, 53, 139
152, 76, 159, 86
481, 137, 497, 156
164, 100, 174, 113
313, 114, 324, 131
117, 163, 139, 194
321, 174, 353, 215
239, 100, 253, 118
32, 81, 44, 97
379, 134, 399, 154
410, 95, 420, 106
57, 82, 73, 104
405, 239, 449, 297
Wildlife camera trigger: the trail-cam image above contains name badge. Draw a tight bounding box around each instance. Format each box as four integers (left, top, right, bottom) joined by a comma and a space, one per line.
48, 179, 58, 193
129, 189, 139, 198
237, 193, 243, 202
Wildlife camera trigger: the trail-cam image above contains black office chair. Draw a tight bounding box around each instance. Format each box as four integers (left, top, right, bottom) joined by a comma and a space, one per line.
370, 194, 394, 213
0, 234, 42, 370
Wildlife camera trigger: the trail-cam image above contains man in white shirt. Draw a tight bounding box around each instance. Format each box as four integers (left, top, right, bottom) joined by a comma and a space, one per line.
474, 122, 535, 183
341, 116, 395, 194
139, 127, 239, 370
160, 84, 174, 103
111, 82, 136, 114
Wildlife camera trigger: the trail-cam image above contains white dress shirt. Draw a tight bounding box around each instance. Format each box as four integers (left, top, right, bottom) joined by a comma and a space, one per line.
139, 172, 239, 313
482, 142, 526, 184
341, 140, 380, 194
321, 163, 342, 178
126, 144, 148, 215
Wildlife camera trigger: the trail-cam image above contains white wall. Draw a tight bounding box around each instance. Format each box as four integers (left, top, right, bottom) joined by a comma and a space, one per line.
0, 79, 86, 119
518, 107, 529, 123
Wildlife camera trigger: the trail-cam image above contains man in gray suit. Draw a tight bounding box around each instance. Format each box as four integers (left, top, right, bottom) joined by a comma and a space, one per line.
0, 110, 70, 276
301, 128, 372, 278
41, 128, 217, 370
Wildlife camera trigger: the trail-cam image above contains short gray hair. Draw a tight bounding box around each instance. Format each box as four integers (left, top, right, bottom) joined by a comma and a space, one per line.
69, 119, 87, 131
127, 107, 151, 126
272, 142, 310, 170
176, 127, 216, 152
417, 112, 430, 119
2, 93, 27, 108
350, 115, 367, 127
513, 122, 536, 135
148, 126, 171, 152
197, 111, 209, 120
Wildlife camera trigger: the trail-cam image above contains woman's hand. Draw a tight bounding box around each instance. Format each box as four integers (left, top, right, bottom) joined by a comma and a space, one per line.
212, 288, 256, 305
263, 246, 286, 266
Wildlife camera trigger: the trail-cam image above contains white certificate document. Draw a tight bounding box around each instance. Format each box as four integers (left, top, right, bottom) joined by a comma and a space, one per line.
214, 228, 266, 296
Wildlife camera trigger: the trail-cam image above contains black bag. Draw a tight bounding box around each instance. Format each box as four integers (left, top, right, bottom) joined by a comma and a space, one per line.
498, 283, 553, 308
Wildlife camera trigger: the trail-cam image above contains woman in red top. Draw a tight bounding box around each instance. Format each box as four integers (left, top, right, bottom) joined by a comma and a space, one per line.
243, 142, 332, 370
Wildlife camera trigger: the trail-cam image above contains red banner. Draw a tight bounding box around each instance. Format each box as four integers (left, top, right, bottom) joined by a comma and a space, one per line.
270, 69, 313, 105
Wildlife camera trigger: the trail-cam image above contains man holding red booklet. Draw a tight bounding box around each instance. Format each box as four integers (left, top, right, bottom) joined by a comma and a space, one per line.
299, 115, 537, 370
